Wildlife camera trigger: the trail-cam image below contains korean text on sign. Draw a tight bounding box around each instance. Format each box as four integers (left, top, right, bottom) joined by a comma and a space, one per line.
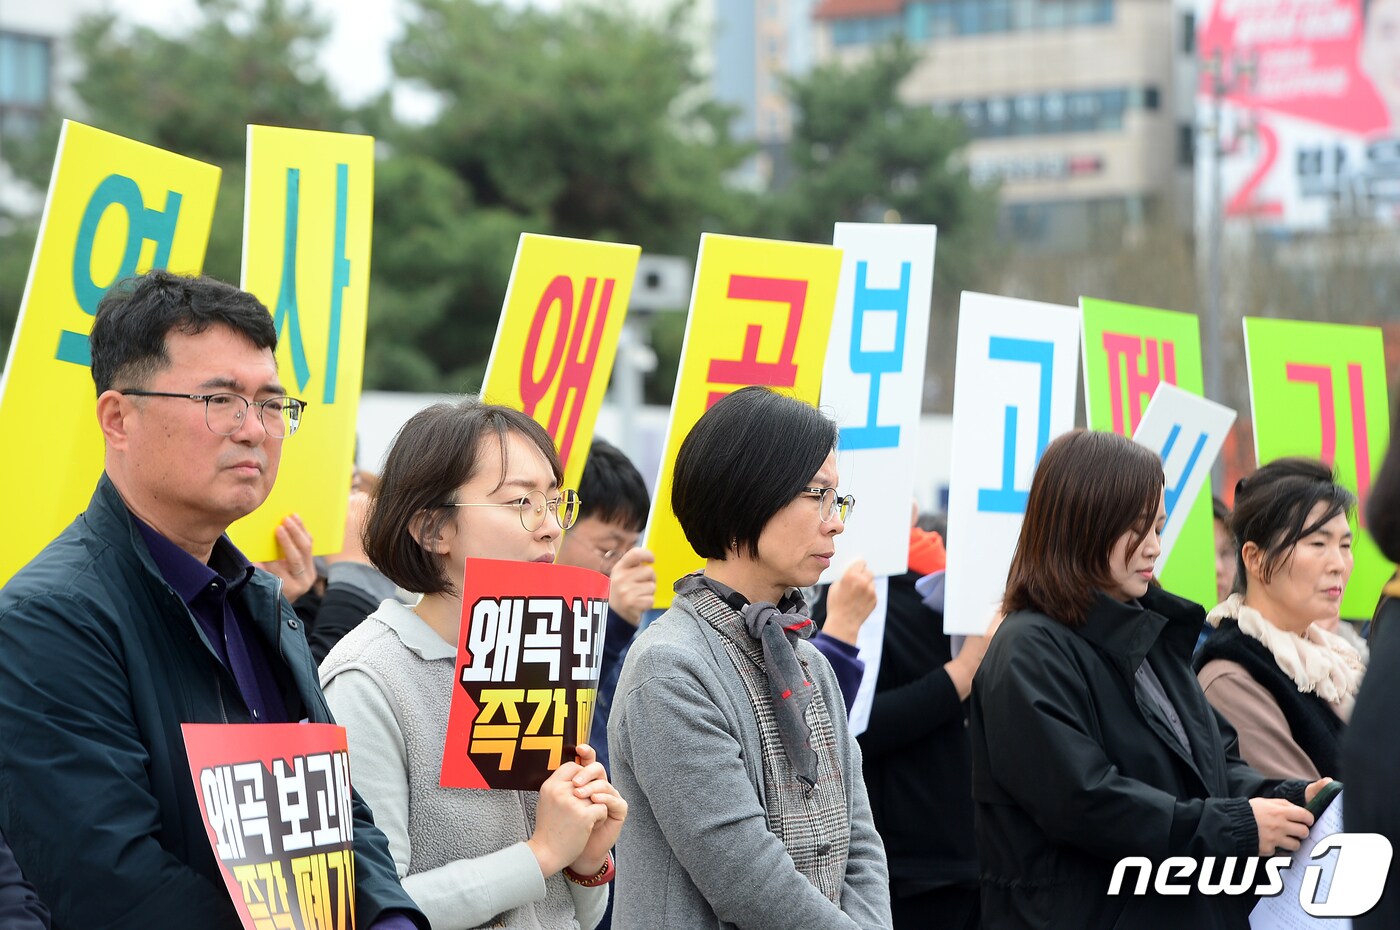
1080, 297, 1215, 609
183, 723, 357, 930
0, 120, 219, 584
442, 558, 611, 791
943, 292, 1080, 636
817, 222, 936, 584
1243, 317, 1393, 618
480, 234, 641, 492
643, 233, 842, 608
228, 126, 375, 562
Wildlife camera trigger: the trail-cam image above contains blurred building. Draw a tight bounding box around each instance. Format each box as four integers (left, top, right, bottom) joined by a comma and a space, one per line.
812, 0, 1199, 252
709, 0, 819, 187
0, 0, 99, 215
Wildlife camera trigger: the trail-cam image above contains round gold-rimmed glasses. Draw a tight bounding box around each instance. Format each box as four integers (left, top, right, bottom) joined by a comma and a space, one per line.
440, 488, 581, 532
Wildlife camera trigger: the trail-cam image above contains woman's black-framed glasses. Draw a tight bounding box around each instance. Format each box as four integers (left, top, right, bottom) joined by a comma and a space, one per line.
799, 486, 855, 523
117, 390, 307, 438
441, 489, 581, 532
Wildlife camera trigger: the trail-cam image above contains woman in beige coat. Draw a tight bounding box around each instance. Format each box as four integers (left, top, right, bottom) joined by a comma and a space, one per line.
1194, 458, 1365, 780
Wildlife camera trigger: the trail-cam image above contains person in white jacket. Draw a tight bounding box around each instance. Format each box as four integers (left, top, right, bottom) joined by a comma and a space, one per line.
321, 398, 626, 930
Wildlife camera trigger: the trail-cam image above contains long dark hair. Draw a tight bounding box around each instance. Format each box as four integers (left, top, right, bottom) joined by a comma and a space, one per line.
1003, 430, 1165, 626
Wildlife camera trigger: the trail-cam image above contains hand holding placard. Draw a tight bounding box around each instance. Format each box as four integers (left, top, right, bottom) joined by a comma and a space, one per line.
441, 558, 611, 791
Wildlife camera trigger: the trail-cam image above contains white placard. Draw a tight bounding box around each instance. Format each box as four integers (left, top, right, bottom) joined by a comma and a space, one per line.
819, 223, 937, 583
845, 575, 890, 737
943, 292, 1081, 635
1131, 383, 1237, 571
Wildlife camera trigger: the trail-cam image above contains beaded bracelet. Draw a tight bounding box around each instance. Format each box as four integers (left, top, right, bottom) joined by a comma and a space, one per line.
563, 851, 615, 887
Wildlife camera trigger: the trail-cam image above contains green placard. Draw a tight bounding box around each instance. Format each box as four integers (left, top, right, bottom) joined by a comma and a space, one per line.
1081, 297, 1217, 610
1243, 318, 1393, 620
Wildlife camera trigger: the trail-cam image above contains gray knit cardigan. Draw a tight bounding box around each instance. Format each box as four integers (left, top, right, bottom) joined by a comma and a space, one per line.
608, 592, 892, 930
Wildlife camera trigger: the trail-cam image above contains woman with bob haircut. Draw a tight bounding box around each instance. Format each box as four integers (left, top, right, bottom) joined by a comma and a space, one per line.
319, 398, 626, 930
608, 386, 891, 930
1195, 458, 1363, 781
970, 430, 1329, 930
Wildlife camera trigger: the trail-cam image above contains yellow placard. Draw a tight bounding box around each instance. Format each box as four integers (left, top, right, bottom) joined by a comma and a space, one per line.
0, 121, 220, 584
227, 126, 375, 561
644, 233, 842, 607
480, 234, 641, 491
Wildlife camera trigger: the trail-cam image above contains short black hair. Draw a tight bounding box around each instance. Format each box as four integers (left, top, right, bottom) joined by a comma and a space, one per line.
1232, 458, 1355, 588
88, 269, 277, 395
577, 438, 649, 532
672, 386, 836, 560
363, 398, 563, 596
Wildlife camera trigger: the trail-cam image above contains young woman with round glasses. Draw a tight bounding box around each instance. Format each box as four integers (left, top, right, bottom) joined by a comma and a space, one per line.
608, 386, 890, 930
320, 398, 626, 930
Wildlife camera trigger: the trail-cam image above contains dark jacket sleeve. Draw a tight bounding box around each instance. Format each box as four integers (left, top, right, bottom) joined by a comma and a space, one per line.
0, 594, 241, 930
809, 634, 864, 715
306, 563, 397, 665
0, 829, 49, 930
859, 663, 962, 756
1344, 591, 1400, 929
307, 584, 377, 665
1367, 403, 1400, 563
976, 624, 1259, 863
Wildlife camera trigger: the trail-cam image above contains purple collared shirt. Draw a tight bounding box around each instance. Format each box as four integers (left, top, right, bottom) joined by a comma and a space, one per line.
134, 517, 422, 930
134, 518, 289, 724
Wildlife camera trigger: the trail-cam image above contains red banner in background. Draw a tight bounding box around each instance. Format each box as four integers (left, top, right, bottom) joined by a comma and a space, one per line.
182, 723, 356, 930
441, 558, 610, 791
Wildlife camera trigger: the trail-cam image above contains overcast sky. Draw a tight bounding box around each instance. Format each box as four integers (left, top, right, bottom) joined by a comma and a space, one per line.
109, 0, 560, 113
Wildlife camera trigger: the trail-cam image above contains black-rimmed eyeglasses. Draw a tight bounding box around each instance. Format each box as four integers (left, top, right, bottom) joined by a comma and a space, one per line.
117, 390, 307, 438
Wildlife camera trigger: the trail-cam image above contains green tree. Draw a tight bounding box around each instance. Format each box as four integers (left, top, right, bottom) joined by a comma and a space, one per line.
0, 0, 351, 360
374, 0, 756, 391
765, 41, 1001, 410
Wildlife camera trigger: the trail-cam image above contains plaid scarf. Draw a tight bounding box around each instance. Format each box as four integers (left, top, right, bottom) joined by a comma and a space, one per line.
674, 574, 851, 903
673, 573, 820, 786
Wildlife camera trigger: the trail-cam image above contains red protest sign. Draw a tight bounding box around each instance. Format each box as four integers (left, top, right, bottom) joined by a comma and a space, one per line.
441, 558, 610, 791
182, 723, 356, 930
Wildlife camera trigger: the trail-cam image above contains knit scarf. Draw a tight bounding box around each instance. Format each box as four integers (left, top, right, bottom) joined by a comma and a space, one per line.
674, 573, 821, 788
1206, 594, 1366, 713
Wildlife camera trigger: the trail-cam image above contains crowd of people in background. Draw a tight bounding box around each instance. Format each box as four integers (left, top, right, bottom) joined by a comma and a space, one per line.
2, 269, 1400, 929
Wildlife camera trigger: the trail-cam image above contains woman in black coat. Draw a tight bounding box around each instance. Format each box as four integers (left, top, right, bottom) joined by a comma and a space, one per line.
1343, 399, 1400, 929
969, 430, 1329, 930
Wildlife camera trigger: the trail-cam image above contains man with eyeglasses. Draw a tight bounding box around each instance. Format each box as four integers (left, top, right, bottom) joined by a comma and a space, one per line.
0, 270, 426, 929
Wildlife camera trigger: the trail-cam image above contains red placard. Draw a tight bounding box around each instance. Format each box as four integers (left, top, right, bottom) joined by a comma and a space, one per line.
182, 723, 356, 930
441, 558, 610, 790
